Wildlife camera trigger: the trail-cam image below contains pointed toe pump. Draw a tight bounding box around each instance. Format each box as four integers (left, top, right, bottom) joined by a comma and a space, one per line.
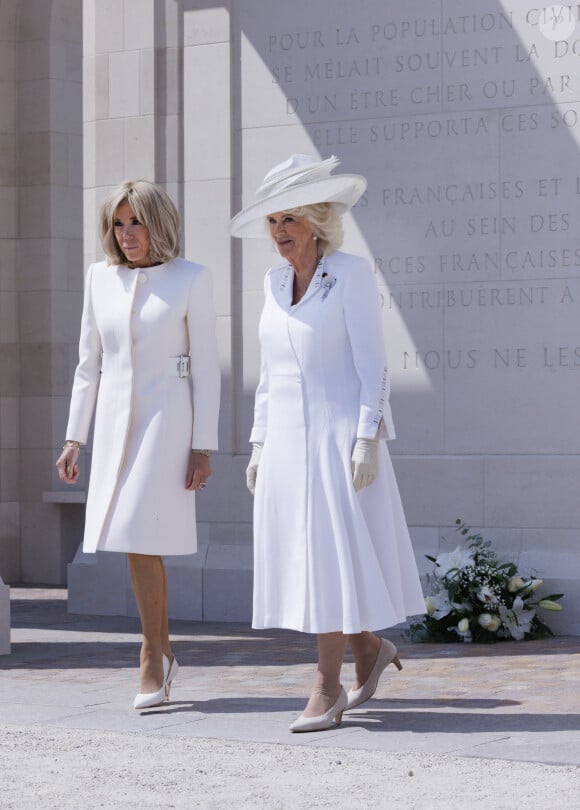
133, 654, 172, 710
346, 638, 402, 711
289, 687, 348, 733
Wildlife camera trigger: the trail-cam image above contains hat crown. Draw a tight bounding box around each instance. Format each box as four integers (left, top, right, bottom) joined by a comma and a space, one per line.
255, 154, 340, 201
229, 153, 367, 237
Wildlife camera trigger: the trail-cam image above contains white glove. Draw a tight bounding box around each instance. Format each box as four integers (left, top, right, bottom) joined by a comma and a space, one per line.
246, 443, 263, 495
351, 438, 378, 492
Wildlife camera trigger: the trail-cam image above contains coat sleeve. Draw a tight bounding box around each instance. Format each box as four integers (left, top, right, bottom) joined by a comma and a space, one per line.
342, 257, 396, 441
249, 272, 270, 444
65, 264, 103, 445
187, 265, 221, 450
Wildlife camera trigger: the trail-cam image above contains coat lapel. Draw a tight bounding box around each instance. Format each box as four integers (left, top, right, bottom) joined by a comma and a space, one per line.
271, 257, 328, 311
271, 265, 294, 310
296, 257, 325, 308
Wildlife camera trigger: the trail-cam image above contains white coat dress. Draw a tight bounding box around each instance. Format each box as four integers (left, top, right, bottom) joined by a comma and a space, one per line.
250, 251, 425, 634
65, 258, 220, 555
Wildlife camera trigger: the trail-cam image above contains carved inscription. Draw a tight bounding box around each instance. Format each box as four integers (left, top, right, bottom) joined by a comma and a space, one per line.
260, 3, 580, 386
389, 344, 580, 372
374, 174, 579, 277
378, 281, 580, 372
267, 10, 575, 118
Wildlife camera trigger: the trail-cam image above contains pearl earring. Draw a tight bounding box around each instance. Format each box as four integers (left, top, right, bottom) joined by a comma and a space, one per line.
313, 235, 318, 240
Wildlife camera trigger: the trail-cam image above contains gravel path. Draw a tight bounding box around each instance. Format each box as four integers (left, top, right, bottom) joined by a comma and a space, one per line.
3, 724, 580, 809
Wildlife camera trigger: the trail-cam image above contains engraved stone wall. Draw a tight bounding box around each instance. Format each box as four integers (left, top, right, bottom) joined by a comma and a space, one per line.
231, 0, 580, 631
35, 0, 580, 631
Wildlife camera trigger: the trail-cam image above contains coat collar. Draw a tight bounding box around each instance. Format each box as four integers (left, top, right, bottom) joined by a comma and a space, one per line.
273, 256, 326, 310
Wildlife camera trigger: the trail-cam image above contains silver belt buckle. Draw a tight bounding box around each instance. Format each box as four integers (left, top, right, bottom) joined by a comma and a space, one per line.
177, 355, 190, 377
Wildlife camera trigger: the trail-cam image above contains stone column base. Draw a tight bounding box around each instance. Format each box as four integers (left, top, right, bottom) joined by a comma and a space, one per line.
0, 577, 10, 655
67, 542, 253, 623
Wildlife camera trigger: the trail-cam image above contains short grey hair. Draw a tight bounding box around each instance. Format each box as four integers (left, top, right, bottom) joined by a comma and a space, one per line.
99, 179, 180, 266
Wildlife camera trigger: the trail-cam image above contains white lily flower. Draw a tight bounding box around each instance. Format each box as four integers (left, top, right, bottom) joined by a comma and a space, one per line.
435, 546, 475, 578
499, 596, 536, 640
425, 593, 453, 620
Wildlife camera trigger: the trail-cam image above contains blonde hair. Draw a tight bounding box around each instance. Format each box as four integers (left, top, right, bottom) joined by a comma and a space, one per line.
99, 180, 180, 266
270, 202, 344, 255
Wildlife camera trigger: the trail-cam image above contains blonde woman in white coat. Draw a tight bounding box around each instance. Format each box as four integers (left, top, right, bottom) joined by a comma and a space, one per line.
230, 155, 425, 733
56, 180, 220, 710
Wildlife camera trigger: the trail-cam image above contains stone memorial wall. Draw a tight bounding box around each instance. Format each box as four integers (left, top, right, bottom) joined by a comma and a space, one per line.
232, 0, 580, 631
62, 1, 579, 630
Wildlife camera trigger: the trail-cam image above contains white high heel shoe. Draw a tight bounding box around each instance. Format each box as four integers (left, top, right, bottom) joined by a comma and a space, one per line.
165, 655, 179, 700
289, 687, 348, 733
346, 638, 402, 711
133, 654, 171, 710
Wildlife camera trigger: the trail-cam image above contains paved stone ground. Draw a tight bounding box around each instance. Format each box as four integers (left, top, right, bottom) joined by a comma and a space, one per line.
1, 587, 580, 808
2, 587, 580, 762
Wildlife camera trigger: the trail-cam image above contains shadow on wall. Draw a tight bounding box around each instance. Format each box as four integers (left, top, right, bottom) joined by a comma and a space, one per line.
218, 0, 580, 463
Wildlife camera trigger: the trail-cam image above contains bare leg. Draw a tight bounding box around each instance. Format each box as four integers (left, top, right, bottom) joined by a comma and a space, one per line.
160, 561, 171, 660
348, 631, 382, 691
302, 632, 348, 717
128, 553, 172, 693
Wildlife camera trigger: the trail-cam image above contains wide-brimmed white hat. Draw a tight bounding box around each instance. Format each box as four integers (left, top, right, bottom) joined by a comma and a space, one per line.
229, 154, 367, 238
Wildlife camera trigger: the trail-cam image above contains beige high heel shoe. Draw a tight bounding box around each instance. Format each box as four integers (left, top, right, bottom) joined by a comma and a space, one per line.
289, 687, 348, 733
346, 638, 402, 710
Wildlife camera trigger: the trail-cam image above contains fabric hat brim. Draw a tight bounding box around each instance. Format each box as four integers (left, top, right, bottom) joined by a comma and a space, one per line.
229, 174, 367, 238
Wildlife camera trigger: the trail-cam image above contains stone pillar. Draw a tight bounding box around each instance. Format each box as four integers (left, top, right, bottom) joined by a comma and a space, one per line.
0, 576, 9, 655
0, 577, 10, 655
0, 0, 20, 589
17, 0, 83, 585
0, 0, 82, 593
182, 3, 253, 619
69, 1, 251, 621
69, 0, 160, 617
0, 0, 82, 648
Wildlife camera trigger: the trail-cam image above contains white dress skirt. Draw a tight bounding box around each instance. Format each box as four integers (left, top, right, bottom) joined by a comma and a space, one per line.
250, 251, 425, 634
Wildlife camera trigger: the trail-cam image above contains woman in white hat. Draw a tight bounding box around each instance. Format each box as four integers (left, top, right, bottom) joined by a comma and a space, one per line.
56, 180, 220, 710
230, 155, 425, 733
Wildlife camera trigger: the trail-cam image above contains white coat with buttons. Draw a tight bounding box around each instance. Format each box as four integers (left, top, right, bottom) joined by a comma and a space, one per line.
250, 251, 425, 634
66, 258, 221, 555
